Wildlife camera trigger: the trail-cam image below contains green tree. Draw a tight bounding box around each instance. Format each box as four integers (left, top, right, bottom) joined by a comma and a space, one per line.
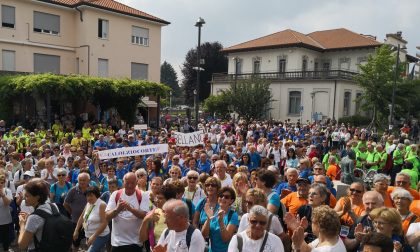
354, 45, 401, 126
160, 61, 182, 104
181, 42, 228, 105
204, 78, 273, 121
203, 94, 230, 118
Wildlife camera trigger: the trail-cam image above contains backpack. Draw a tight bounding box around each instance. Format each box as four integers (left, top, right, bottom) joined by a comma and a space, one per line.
383, 152, 394, 174
32, 203, 73, 252
115, 188, 142, 205
237, 230, 269, 252
277, 201, 287, 230
164, 225, 196, 249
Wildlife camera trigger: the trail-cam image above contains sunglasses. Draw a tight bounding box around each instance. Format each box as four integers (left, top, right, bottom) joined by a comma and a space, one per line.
57, 174, 66, 177
218, 194, 232, 200
188, 176, 198, 180
249, 220, 267, 226
205, 183, 217, 188
349, 188, 362, 194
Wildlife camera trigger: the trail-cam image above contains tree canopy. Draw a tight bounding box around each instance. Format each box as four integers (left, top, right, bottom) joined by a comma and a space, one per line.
160, 61, 183, 105
0, 73, 170, 125
354, 44, 420, 126
203, 78, 273, 121
181, 42, 228, 105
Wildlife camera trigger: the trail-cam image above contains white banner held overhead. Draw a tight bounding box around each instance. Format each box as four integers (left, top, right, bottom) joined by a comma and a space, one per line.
98, 144, 168, 160
133, 124, 148, 130
173, 131, 204, 147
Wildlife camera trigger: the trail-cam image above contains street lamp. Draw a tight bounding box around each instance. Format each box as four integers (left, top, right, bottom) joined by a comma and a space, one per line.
195, 17, 205, 129
390, 41, 407, 130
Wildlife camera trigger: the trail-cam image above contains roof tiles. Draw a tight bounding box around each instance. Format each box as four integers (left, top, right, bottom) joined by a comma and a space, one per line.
39, 0, 169, 24
223, 28, 381, 52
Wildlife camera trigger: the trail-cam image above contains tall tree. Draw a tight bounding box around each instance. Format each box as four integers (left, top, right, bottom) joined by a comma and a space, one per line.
354, 45, 400, 126
181, 42, 228, 105
160, 61, 181, 97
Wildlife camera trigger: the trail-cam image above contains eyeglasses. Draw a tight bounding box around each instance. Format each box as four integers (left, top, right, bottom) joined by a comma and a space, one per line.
245, 200, 254, 205
205, 183, 217, 188
188, 176, 198, 180
218, 194, 232, 200
249, 220, 267, 226
396, 181, 408, 185
117, 161, 124, 164
137, 174, 145, 178
350, 188, 363, 194
172, 158, 179, 161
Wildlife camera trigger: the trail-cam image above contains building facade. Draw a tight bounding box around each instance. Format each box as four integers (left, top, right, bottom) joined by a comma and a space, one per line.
0, 0, 169, 126
211, 28, 411, 122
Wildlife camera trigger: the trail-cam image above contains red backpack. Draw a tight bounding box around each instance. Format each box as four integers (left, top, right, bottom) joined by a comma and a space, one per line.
115, 188, 142, 205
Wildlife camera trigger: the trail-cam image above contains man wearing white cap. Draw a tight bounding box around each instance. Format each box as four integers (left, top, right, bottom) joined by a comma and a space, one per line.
13, 158, 34, 187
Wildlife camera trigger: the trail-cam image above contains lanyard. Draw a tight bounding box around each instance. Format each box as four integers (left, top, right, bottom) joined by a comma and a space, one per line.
84, 204, 96, 225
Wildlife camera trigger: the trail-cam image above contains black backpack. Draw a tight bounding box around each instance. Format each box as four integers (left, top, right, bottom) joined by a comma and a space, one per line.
164, 225, 196, 249
32, 203, 73, 252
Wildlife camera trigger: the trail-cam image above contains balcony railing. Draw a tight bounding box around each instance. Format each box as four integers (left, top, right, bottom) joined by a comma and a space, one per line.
212, 69, 358, 82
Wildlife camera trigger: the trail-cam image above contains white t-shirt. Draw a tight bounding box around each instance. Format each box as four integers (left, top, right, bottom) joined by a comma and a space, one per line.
214, 173, 233, 188
157, 228, 206, 252
40, 168, 58, 184
407, 222, 420, 252
309, 237, 346, 252
238, 213, 283, 235
0, 188, 12, 225
15, 184, 25, 196
228, 230, 284, 252
183, 186, 206, 206
105, 189, 150, 247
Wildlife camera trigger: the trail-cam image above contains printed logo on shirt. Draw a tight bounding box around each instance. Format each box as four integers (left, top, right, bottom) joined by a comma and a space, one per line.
263, 244, 274, 252
177, 239, 188, 249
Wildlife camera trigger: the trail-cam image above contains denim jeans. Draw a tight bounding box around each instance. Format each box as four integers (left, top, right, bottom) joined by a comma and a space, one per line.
87, 234, 110, 252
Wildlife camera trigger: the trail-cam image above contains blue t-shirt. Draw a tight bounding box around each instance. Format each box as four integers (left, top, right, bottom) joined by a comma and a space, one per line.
209, 209, 239, 252
267, 191, 280, 208
50, 182, 72, 204
275, 182, 297, 195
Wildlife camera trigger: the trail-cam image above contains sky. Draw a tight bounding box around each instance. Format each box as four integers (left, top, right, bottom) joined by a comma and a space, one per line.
119, 0, 420, 81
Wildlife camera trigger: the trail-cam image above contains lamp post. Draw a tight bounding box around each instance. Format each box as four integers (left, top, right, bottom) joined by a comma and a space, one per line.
193, 89, 197, 124
195, 17, 205, 129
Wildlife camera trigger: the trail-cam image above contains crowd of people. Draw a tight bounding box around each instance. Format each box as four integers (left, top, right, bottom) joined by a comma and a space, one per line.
0, 118, 418, 252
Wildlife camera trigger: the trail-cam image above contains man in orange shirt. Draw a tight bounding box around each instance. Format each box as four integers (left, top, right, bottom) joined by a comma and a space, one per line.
387, 172, 420, 200
326, 156, 341, 181
281, 178, 310, 215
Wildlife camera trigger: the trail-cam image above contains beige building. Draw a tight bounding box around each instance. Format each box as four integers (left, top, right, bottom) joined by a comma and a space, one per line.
0, 0, 169, 125
212, 28, 417, 122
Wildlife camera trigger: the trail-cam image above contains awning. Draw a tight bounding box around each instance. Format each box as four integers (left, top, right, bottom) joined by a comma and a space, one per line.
139, 96, 157, 108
